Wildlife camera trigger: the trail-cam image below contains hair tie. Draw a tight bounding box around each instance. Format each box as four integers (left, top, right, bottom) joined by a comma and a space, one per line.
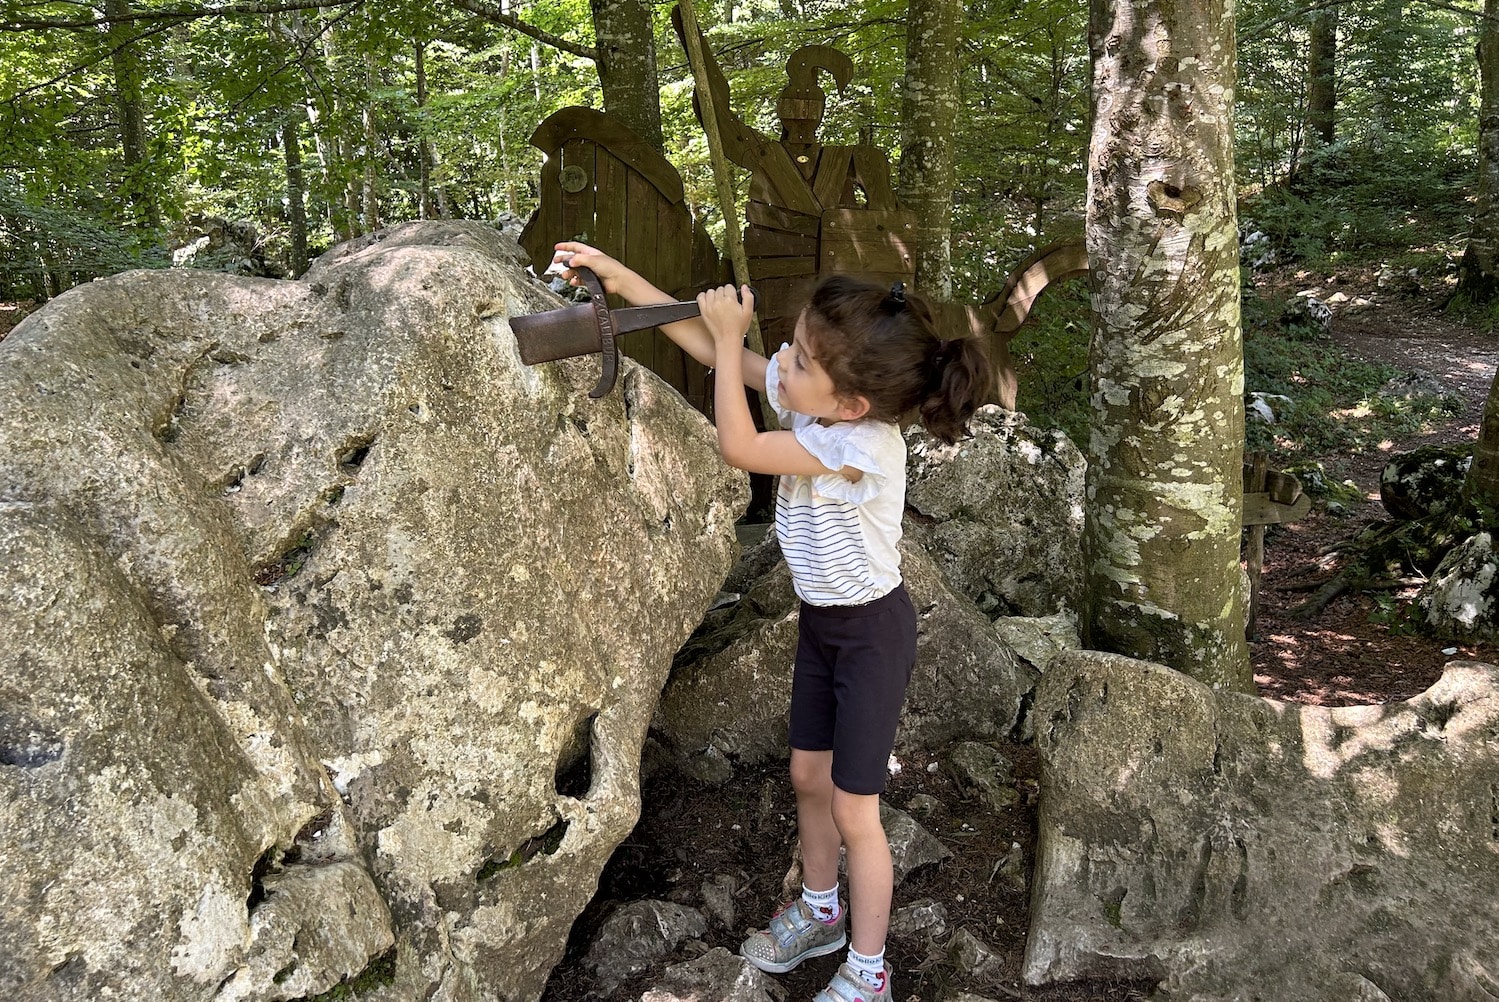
887, 282, 907, 310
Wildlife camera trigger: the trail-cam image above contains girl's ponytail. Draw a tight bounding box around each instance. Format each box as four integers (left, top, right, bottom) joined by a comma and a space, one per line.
802, 276, 996, 443
919, 336, 994, 445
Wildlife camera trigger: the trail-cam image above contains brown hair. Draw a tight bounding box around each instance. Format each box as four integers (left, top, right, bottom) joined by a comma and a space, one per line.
800, 275, 994, 444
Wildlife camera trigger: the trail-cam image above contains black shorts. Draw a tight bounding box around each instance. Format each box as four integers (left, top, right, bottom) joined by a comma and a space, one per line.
787, 583, 917, 795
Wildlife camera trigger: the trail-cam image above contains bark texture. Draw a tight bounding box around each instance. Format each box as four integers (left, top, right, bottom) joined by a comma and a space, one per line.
1307, 6, 1337, 147
897, 0, 962, 298
589, 0, 664, 151
281, 118, 309, 276
1083, 0, 1249, 690
1465, 359, 1499, 507
105, 0, 159, 229
1456, 0, 1499, 307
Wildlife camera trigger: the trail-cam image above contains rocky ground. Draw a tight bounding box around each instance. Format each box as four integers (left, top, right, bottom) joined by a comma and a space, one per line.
537, 263, 1499, 1002
6, 263, 1491, 1002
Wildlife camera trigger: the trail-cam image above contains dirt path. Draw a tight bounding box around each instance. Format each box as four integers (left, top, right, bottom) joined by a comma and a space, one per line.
1249, 267, 1499, 705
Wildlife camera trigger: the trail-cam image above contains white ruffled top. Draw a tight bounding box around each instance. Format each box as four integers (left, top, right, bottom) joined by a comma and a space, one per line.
764, 353, 906, 606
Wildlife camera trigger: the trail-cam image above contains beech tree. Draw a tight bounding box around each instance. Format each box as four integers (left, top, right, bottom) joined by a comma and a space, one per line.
898, 0, 962, 297
1307, 6, 1336, 148
1082, 0, 1249, 690
1456, 0, 1499, 308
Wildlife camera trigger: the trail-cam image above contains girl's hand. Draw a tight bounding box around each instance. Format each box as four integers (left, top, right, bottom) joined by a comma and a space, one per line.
697, 284, 755, 347
550, 241, 630, 295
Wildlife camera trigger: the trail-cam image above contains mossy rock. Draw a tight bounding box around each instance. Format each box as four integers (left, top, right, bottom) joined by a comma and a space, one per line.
1379, 443, 1473, 521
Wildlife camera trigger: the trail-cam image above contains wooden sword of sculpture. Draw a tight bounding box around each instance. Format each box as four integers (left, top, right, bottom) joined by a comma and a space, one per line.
511, 266, 754, 399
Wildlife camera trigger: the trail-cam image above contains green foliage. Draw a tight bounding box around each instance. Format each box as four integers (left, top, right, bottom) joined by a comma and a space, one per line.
1007, 276, 1092, 445
0, 0, 1485, 316
1241, 148, 1474, 267
1013, 280, 1463, 475
0, 179, 162, 300
1367, 591, 1423, 636
1241, 286, 1462, 465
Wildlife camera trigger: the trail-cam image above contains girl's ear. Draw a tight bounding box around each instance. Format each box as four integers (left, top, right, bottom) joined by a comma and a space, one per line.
837, 395, 871, 421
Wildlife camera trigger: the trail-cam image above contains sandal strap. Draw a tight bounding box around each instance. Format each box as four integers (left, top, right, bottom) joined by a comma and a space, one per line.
816, 968, 872, 1002
767, 900, 812, 945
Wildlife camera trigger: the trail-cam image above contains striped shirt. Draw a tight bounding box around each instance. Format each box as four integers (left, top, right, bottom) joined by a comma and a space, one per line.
765, 354, 906, 606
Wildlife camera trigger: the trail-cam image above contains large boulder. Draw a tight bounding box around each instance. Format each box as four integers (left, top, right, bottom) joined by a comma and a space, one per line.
1023, 650, 1499, 1001
1378, 443, 1471, 521
904, 408, 1085, 617
654, 534, 1037, 781
0, 220, 746, 1001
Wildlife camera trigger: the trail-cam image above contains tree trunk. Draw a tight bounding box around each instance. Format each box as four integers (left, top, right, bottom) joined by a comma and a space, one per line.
1457, 0, 1499, 307
282, 117, 310, 276
1467, 373, 1499, 507
104, 0, 159, 229
589, 0, 664, 150
1307, 6, 1337, 147
361, 47, 380, 231
1083, 0, 1250, 690
415, 37, 434, 220
898, 0, 962, 299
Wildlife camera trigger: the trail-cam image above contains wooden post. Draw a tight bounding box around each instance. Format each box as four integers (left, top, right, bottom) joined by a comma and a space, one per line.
674, 1, 778, 430
1240, 453, 1311, 642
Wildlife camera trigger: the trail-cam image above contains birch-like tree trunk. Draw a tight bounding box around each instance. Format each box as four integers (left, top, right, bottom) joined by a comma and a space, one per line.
898, 0, 962, 298
1457, 0, 1499, 306
1083, 0, 1249, 690
589, 0, 663, 150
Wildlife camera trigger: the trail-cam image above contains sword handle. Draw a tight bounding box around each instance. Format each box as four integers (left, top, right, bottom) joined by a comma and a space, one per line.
574, 267, 619, 399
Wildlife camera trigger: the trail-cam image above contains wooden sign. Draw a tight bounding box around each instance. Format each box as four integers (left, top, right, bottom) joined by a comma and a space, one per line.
1242, 452, 1309, 640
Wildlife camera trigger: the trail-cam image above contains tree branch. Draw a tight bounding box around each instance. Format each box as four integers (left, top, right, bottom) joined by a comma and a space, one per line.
447, 0, 597, 61
1242, 0, 1495, 40
0, 0, 361, 31
2, 0, 601, 62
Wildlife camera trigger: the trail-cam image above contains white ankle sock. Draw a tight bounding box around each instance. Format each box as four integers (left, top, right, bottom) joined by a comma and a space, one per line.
847, 946, 887, 991
801, 883, 840, 923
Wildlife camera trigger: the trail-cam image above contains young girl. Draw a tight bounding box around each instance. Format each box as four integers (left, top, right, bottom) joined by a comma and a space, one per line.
550, 242, 992, 1002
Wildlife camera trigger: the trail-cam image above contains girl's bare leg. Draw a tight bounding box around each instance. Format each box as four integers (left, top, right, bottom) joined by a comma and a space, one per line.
832, 787, 892, 954
790, 749, 841, 893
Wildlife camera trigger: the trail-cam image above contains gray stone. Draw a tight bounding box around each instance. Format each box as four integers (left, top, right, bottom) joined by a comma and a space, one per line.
904, 407, 1085, 617
945, 741, 1019, 811
888, 898, 949, 941
1245, 390, 1293, 423
656, 536, 1037, 778
216, 860, 394, 1001
994, 841, 1026, 893
990, 612, 1081, 673
584, 900, 709, 995
904, 792, 940, 818
1379, 443, 1471, 521
1420, 531, 1499, 639
1023, 650, 1499, 1001
0, 220, 745, 1002
640, 947, 786, 1002
946, 928, 1006, 981
700, 874, 740, 932
881, 801, 952, 884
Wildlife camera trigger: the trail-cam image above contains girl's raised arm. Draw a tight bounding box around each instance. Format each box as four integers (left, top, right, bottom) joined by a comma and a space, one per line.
551, 242, 768, 392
